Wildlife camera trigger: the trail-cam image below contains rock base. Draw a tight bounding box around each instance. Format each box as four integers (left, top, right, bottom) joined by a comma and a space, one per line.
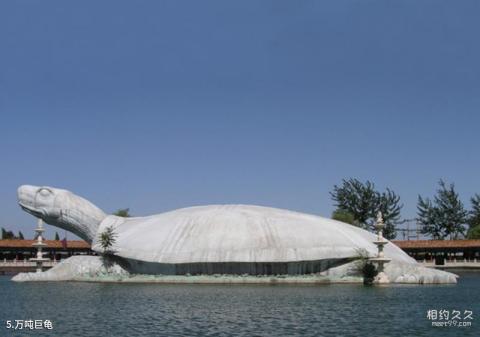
12, 256, 458, 284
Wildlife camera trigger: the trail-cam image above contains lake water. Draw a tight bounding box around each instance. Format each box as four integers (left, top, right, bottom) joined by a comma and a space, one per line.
1, 271, 479, 337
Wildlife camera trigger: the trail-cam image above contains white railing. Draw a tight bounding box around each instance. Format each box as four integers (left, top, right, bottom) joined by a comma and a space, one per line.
0, 260, 58, 267
420, 259, 480, 268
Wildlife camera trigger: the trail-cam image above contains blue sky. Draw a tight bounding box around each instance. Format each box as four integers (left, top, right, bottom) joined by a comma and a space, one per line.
1, 1, 479, 239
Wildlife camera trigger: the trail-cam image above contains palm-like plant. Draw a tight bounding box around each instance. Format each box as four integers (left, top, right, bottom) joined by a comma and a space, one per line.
99, 225, 117, 254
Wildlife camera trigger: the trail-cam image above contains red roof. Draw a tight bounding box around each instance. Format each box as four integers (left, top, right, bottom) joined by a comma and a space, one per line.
0, 239, 91, 249
2, 239, 479, 251
393, 240, 480, 249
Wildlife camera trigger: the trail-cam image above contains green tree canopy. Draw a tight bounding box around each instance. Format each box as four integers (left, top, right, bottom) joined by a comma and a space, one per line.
18, 231, 24, 240
417, 180, 468, 240
1, 227, 17, 239
467, 195, 480, 239
377, 189, 402, 239
468, 194, 480, 229
54, 232, 60, 241
467, 225, 480, 239
331, 179, 377, 227
330, 178, 402, 239
331, 209, 356, 225
113, 208, 131, 217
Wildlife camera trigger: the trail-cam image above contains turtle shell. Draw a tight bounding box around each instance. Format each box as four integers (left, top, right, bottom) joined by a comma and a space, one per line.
92, 204, 414, 270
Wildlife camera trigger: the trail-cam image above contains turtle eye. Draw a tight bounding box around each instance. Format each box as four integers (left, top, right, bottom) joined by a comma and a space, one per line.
38, 188, 52, 197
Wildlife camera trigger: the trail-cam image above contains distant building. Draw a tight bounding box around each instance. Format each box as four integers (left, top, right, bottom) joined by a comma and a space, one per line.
0, 239, 93, 261
393, 240, 480, 262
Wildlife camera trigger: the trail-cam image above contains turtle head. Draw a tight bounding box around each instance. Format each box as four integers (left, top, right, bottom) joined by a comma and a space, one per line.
18, 185, 106, 243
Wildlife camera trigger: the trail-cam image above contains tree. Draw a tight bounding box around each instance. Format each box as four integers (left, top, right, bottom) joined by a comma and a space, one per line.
54, 232, 60, 241
98, 225, 117, 254
330, 178, 402, 239
417, 180, 468, 240
377, 189, 402, 240
417, 196, 442, 239
353, 248, 378, 285
113, 208, 131, 217
98, 225, 118, 272
465, 195, 480, 239
468, 194, 480, 229
331, 179, 377, 228
18, 231, 24, 240
467, 226, 480, 239
1, 227, 15, 239
331, 209, 356, 225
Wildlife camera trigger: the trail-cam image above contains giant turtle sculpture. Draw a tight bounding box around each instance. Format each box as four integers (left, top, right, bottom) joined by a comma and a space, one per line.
16, 185, 454, 281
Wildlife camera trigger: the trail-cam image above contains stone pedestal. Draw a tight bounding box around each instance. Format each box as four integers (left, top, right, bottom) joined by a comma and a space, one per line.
370, 212, 391, 284
30, 219, 50, 273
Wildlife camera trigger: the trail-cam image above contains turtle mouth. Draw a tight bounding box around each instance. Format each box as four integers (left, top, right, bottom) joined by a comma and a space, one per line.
18, 202, 45, 218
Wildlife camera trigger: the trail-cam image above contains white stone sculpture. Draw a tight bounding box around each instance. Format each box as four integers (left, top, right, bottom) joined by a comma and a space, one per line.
16, 185, 457, 283
370, 212, 391, 283
30, 218, 50, 272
